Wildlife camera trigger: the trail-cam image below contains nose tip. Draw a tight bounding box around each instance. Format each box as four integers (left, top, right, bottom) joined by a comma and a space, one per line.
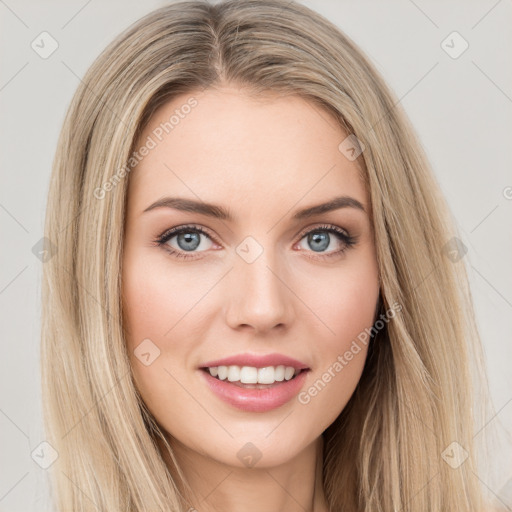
224, 251, 292, 332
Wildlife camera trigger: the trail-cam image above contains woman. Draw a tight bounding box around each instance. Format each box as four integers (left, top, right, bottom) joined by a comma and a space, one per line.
41, 0, 492, 510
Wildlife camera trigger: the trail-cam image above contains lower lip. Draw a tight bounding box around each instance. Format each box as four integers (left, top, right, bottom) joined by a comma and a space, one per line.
199, 369, 310, 413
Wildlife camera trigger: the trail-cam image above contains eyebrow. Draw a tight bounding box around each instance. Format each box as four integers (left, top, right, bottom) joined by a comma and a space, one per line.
142, 195, 366, 221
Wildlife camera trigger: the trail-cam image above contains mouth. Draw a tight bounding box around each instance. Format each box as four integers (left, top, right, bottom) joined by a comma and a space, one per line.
200, 365, 309, 389
198, 365, 311, 412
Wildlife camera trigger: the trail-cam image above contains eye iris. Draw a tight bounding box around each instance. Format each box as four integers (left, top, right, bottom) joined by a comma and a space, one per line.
308, 231, 329, 252
177, 231, 200, 251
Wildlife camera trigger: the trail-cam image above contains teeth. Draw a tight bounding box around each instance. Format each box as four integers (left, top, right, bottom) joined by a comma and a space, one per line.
240, 366, 258, 383
217, 366, 228, 380
284, 366, 295, 381
208, 365, 300, 384
227, 366, 240, 382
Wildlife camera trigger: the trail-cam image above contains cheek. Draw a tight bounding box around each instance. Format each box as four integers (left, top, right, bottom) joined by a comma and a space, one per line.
122, 250, 205, 350
326, 270, 379, 343
121, 251, 177, 395
295, 253, 378, 428
121, 267, 192, 429
121, 249, 214, 415
302, 247, 379, 353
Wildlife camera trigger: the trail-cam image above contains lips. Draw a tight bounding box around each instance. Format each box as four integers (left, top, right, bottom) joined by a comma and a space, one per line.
200, 352, 310, 371
198, 352, 311, 412
199, 367, 310, 412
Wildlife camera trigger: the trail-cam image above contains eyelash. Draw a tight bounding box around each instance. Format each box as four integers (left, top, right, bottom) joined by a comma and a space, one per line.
154, 223, 358, 261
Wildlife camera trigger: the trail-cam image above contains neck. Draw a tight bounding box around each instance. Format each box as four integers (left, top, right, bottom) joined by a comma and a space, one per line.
158, 434, 328, 512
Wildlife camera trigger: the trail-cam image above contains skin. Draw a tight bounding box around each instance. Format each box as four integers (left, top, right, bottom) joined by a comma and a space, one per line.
122, 83, 380, 512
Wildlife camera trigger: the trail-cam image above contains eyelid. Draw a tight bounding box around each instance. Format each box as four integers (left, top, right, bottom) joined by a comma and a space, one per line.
155, 222, 357, 259
157, 223, 350, 245
295, 222, 350, 240
156, 223, 220, 245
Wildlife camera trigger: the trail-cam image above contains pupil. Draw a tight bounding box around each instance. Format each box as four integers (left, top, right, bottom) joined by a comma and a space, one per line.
309, 232, 329, 252
178, 232, 200, 251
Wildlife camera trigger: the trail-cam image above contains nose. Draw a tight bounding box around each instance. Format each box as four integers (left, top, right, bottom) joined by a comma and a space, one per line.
224, 247, 294, 334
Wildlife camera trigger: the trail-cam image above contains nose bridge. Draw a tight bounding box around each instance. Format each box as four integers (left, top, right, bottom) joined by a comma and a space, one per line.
225, 236, 292, 331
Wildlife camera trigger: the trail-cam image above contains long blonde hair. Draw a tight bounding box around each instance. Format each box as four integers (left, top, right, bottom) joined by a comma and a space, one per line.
41, 0, 490, 510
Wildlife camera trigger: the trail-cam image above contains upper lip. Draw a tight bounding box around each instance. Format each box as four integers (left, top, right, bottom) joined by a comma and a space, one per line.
200, 352, 310, 370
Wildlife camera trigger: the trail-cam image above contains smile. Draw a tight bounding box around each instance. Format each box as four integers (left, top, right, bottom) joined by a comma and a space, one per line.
205, 364, 301, 384
199, 367, 310, 413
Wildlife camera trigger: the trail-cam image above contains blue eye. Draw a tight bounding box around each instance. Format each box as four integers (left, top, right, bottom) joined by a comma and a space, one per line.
155, 224, 214, 260
296, 224, 357, 258
155, 223, 357, 260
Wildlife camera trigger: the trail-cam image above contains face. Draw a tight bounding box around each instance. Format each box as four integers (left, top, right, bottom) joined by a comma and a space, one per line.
122, 84, 380, 471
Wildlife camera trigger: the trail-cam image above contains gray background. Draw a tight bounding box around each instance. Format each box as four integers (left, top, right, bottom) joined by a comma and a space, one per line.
1, 0, 511, 510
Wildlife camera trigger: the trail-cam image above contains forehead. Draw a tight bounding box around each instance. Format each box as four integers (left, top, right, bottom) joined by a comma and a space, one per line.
127, 85, 368, 218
